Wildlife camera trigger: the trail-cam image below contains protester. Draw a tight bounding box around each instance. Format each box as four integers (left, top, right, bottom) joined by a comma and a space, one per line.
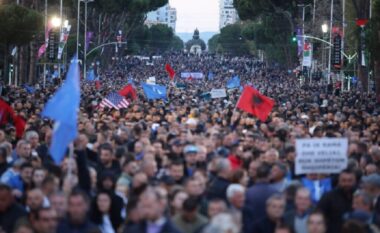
0, 53, 379, 233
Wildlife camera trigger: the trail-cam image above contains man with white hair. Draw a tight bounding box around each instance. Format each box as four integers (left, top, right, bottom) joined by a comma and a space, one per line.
227, 184, 245, 211
226, 184, 245, 223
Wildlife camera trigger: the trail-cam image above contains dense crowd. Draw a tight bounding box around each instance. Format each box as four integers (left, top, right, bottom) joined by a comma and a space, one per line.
0, 53, 380, 233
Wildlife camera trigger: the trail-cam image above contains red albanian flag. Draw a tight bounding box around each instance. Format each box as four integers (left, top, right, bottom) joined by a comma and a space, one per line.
0, 99, 26, 138
236, 86, 275, 122
165, 64, 176, 80
118, 84, 137, 101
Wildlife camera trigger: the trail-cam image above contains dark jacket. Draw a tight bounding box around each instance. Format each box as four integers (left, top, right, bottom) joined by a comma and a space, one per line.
243, 182, 278, 233
317, 188, 354, 233
0, 203, 27, 233
56, 218, 99, 233
97, 161, 122, 179
251, 216, 280, 233
283, 209, 311, 232
75, 150, 92, 194
123, 219, 183, 233
206, 175, 231, 201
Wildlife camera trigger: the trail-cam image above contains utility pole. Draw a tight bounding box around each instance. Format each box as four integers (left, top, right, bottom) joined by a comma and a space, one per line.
83, 0, 94, 81
327, 0, 334, 84
341, 0, 345, 91
312, 0, 316, 26
298, 4, 311, 83
84, 0, 88, 81
58, 0, 63, 79
43, 0, 47, 88
76, 0, 80, 56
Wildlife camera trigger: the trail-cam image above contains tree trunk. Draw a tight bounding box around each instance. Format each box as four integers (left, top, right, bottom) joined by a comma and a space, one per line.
375, 60, 380, 99
28, 40, 36, 84
19, 46, 25, 85
358, 65, 368, 92
3, 44, 9, 85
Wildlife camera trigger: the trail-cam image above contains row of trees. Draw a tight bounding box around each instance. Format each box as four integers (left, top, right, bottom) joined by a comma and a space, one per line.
208, 0, 380, 95
0, 0, 184, 84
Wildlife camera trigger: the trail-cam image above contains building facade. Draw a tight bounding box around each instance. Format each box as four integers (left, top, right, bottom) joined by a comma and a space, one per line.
219, 0, 239, 29
145, 4, 177, 32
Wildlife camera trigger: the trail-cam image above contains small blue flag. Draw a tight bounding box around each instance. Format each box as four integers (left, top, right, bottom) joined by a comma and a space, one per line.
87, 69, 95, 81
208, 72, 214, 81
24, 85, 35, 94
226, 76, 240, 89
42, 56, 80, 164
142, 83, 167, 100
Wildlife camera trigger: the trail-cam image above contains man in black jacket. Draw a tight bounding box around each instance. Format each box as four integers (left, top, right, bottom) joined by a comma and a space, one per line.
57, 189, 99, 233
206, 158, 232, 202
251, 194, 286, 233
317, 169, 357, 233
0, 183, 27, 233
124, 186, 182, 233
97, 143, 121, 179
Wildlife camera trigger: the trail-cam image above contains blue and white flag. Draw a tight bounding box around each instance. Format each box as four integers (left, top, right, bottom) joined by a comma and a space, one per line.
42, 56, 80, 164
142, 83, 167, 100
226, 76, 240, 89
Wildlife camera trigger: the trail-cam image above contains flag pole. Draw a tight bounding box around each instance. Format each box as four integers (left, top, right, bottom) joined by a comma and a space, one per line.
67, 143, 74, 182
233, 88, 244, 113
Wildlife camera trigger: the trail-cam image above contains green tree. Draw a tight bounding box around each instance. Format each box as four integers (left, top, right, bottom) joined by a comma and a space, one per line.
208, 34, 220, 53
0, 4, 43, 82
148, 24, 174, 52
351, 0, 371, 92
368, 0, 380, 97
126, 24, 183, 54
218, 24, 251, 55
171, 35, 185, 51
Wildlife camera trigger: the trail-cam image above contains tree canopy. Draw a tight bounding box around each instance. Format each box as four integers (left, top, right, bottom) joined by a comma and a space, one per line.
127, 24, 184, 54
0, 4, 43, 45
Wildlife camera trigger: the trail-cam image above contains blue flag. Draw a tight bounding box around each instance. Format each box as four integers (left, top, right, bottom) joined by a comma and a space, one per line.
208, 72, 214, 81
24, 84, 35, 94
42, 56, 80, 164
226, 76, 240, 89
87, 69, 95, 81
142, 83, 167, 100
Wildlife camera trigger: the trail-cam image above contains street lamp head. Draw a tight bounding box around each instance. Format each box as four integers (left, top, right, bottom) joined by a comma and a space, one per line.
321, 24, 328, 33
51, 16, 62, 28
63, 20, 69, 28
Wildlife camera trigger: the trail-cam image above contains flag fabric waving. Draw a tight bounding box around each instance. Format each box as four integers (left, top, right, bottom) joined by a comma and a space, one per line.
227, 76, 241, 89
87, 69, 95, 81
0, 99, 14, 126
119, 84, 137, 101
236, 86, 275, 122
0, 99, 26, 138
142, 83, 167, 100
95, 80, 101, 90
42, 56, 80, 164
99, 92, 129, 110
165, 64, 176, 80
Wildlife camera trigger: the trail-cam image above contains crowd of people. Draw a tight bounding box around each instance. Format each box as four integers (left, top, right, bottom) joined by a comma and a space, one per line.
0, 53, 379, 233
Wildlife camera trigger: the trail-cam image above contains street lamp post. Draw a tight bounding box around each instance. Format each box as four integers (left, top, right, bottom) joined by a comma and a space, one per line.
76, 0, 80, 55
58, 0, 63, 79
322, 23, 328, 83
327, 0, 334, 85
83, 0, 94, 81
43, 0, 47, 88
